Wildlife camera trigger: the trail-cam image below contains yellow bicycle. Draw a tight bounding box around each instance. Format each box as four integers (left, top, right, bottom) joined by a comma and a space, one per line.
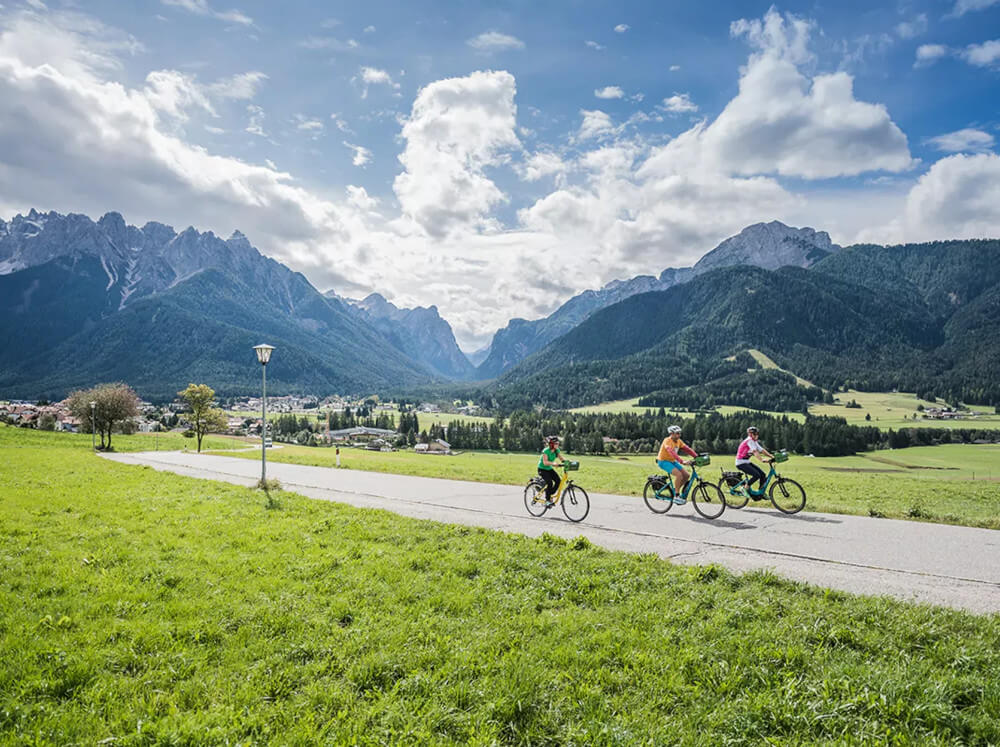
524, 461, 590, 522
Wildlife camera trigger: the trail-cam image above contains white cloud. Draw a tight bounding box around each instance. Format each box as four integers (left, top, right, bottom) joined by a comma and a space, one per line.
295, 115, 324, 135
160, 0, 252, 26
963, 39, 1000, 67
669, 64, 681, 71
299, 36, 359, 51
895, 153, 1000, 240
661, 93, 697, 113
207, 71, 267, 100
915, 43, 949, 66
516, 151, 568, 182
655, 7, 914, 179
584, 40, 605, 50
343, 142, 371, 167
949, 0, 1000, 17
363, 25, 375, 33
594, 85, 624, 99
614, 24, 629, 33
576, 109, 619, 141
245, 104, 266, 136
926, 128, 995, 153
393, 70, 520, 236
895, 14, 928, 39
355, 66, 400, 98
466, 31, 524, 52
144, 70, 216, 120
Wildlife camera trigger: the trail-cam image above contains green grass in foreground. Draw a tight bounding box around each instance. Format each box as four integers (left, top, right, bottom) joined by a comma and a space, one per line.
213, 440, 1000, 530
2, 437, 1000, 744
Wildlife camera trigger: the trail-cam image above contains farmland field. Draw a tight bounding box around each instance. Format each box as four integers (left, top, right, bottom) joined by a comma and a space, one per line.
2, 425, 999, 744
212, 439, 1000, 530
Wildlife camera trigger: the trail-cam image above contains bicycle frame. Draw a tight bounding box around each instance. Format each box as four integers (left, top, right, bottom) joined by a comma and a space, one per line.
652, 464, 703, 500
725, 462, 779, 498
533, 466, 574, 504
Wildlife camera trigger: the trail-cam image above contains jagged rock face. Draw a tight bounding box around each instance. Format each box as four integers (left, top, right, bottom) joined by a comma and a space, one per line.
476, 222, 835, 378
351, 293, 476, 380
693, 221, 839, 274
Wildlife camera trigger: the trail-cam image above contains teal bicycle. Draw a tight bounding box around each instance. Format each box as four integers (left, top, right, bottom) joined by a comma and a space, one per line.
718, 451, 806, 514
643, 454, 726, 520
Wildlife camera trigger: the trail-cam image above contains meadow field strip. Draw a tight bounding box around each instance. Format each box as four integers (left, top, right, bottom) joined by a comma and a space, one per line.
210, 440, 1000, 530
3, 429, 1000, 744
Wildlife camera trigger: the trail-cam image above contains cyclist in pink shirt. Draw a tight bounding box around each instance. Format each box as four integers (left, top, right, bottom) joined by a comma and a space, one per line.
735, 426, 774, 498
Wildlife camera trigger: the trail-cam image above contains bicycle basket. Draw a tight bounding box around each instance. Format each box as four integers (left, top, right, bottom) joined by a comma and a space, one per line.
693, 454, 711, 467
564, 460, 580, 471
773, 450, 789, 463
722, 470, 742, 487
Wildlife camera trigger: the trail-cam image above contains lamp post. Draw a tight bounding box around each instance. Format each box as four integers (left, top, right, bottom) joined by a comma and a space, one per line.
253, 344, 275, 486
90, 401, 96, 450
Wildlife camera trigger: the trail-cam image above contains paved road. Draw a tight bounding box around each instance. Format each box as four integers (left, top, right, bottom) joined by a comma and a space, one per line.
102, 451, 1000, 614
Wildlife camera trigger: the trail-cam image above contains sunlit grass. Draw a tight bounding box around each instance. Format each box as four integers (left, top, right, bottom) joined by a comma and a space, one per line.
2, 432, 999, 743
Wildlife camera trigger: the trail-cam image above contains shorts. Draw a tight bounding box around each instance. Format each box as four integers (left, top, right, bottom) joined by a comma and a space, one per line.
657, 459, 683, 473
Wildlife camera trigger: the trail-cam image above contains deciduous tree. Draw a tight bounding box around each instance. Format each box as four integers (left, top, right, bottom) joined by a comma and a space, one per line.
177, 384, 228, 453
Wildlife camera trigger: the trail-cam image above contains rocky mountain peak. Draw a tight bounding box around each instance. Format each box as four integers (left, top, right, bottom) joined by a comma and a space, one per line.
693, 221, 839, 274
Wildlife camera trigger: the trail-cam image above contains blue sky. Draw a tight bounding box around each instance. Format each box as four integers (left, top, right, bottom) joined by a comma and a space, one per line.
0, 0, 998, 348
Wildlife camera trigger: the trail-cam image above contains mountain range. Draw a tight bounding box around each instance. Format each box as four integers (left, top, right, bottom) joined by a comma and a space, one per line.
2, 209, 996, 411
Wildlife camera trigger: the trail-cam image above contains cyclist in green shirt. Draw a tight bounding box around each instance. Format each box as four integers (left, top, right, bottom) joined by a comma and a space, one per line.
537, 436, 565, 506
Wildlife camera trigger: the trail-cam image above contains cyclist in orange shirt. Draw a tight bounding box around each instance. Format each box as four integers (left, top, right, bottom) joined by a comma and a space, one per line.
657, 425, 698, 504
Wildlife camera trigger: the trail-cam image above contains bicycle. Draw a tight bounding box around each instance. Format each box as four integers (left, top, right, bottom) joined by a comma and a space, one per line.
718, 450, 806, 514
642, 454, 726, 520
524, 461, 590, 523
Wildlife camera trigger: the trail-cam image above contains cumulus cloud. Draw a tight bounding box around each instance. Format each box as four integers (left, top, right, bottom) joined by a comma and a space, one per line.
963, 39, 1000, 67
575, 110, 619, 141
594, 86, 624, 99
207, 71, 267, 100
355, 66, 400, 98
466, 31, 524, 52
926, 128, 994, 153
896, 154, 1000, 240
585, 40, 605, 50
516, 151, 568, 182
660, 93, 697, 113
650, 7, 914, 179
160, 0, 252, 26
393, 70, 519, 236
915, 43, 949, 66
614, 24, 629, 33
343, 141, 372, 166
895, 14, 928, 39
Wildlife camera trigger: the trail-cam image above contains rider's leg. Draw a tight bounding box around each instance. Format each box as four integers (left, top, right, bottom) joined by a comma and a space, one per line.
539, 468, 559, 500
738, 463, 765, 491
674, 467, 690, 495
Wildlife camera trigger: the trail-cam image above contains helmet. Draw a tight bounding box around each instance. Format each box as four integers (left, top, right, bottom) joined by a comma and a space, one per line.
747, 426, 759, 434
547, 435, 560, 445
668, 425, 682, 435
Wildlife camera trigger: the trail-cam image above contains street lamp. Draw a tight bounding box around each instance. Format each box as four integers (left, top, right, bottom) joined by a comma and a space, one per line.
253, 344, 275, 486
90, 401, 96, 450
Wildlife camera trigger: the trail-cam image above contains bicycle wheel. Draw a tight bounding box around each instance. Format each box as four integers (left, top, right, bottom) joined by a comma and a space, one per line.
692, 482, 726, 520
769, 478, 806, 514
719, 479, 749, 509
643, 479, 673, 514
524, 480, 548, 517
562, 485, 590, 523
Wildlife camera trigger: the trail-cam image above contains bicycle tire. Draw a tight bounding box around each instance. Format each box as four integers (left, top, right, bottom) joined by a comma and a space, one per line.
719, 479, 749, 509
643, 479, 673, 514
692, 482, 726, 520
562, 485, 590, 523
769, 477, 806, 514
524, 479, 548, 517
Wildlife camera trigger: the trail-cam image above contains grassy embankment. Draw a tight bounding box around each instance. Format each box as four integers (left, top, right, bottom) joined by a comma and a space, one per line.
212, 438, 1000, 529
2, 426, 999, 744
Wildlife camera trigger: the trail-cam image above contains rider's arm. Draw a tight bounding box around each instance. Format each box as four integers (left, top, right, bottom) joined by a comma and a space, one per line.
541, 452, 556, 467
681, 444, 698, 459
759, 446, 775, 460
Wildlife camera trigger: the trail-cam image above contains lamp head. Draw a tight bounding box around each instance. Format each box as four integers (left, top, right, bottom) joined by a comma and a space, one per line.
253, 344, 275, 365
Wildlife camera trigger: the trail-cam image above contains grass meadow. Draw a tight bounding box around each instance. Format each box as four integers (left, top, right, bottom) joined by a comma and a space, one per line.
213, 440, 1000, 530
2, 426, 1000, 744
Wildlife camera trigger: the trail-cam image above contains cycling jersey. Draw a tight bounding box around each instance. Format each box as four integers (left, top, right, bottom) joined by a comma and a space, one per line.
736, 437, 764, 465
658, 437, 696, 463
538, 447, 561, 470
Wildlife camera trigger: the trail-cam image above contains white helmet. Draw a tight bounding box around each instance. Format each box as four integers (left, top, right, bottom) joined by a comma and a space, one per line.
668, 425, 682, 435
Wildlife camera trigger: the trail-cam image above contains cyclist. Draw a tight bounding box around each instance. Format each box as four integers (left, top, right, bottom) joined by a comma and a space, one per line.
537, 435, 565, 506
657, 425, 697, 504
735, 426, 775, 498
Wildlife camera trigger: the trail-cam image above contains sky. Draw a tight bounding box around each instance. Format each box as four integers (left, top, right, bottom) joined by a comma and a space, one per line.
0, 0, 998, 350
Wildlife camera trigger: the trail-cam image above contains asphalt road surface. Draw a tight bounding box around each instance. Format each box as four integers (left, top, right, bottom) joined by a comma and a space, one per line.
102, 451, 1000, 614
